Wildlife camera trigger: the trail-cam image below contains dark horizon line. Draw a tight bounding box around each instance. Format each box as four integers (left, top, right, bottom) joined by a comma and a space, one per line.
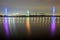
0, 15, 60, 17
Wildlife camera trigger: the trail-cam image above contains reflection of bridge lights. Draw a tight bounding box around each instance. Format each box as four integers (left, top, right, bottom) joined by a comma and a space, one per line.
8, 17, 16, 33
51, 17, 56, 38
4, 17, 10, 37
12, 18, 16, 30
26, 17, 31, 36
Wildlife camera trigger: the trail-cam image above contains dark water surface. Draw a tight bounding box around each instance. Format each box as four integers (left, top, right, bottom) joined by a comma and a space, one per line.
0, 17, 60, 40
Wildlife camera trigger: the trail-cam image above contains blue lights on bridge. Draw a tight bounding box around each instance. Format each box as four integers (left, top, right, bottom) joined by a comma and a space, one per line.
5, 8, 8, 15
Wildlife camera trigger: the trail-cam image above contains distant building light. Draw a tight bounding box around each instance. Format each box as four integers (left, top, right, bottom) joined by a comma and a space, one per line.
26, 10, 30, 16
5, 8, 8, 15
52, 6, 56, 16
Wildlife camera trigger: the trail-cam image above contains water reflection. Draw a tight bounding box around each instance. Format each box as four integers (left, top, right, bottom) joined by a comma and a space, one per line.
26, 17, 31, 36
8, 17, 16, 35
3, 17, 10, 37
51, 17, 56, 38
1, 17, 60, 39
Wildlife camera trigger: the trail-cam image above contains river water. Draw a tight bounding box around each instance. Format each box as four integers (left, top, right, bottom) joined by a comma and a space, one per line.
0, 17, 60, 40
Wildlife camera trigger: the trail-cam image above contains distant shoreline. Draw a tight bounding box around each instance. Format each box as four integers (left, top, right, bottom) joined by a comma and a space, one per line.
0, 15, 60, 17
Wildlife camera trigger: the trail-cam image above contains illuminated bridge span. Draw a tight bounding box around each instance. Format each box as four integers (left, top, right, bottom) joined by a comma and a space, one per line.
0, 7, 59, 17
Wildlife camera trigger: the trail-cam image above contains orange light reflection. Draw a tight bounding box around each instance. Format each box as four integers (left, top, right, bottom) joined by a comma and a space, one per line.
26, 17, 31, 36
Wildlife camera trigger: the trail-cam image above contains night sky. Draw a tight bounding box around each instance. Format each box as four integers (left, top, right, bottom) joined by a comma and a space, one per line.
0, 0, 60, 15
